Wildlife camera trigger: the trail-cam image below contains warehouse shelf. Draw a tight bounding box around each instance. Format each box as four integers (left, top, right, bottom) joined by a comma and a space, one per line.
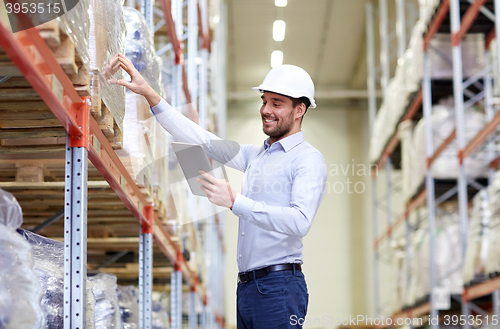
368, 0, 500, 326
0, 0, 224, 327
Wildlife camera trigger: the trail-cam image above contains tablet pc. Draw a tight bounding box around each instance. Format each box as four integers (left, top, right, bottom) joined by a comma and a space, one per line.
171, 142, 219, 197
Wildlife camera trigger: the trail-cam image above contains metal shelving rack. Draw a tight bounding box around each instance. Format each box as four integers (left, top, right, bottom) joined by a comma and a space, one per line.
0, 0, 225, 327
367, 0, 500, 327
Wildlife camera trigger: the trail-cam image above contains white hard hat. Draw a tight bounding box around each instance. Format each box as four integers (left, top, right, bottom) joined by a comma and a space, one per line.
252, 64, 316, 108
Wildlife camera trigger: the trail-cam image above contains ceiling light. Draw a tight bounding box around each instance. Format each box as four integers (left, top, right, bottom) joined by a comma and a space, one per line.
275, 0, 287, 7
271, 51, 283, 68
273, 20, 286, 41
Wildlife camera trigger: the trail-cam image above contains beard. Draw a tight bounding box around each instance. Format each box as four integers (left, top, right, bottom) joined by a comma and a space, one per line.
262, 110, 295, 139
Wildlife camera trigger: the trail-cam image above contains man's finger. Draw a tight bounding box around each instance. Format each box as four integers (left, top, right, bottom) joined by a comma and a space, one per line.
198, 178, 214, 191
116, 79, 133, 89
199, 171, 216, 184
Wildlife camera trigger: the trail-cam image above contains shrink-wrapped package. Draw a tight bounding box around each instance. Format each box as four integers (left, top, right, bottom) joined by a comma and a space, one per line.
0, 227, 45, 329
399, 120, 416, 202
116, 92, 156, 188
152, 300, 170, 329
89, 273, 121, 329
19, 229, 65, 329
123, 7, 165, 98
0, 187, 23, 228
464, 189, 490, 285
411, 98, 487, 196
117, 285, 139, 329
57, 0, 91, 65
407, 204, 463, 306
419, 0, 440, 27
89, 0, 126, 132
486, 171, 500, 276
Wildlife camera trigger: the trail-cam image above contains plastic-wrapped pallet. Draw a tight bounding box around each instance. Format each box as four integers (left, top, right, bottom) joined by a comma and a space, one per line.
152, 300, 170, 329
57, 0, 91, 66
89, 273, 121, 329
491, 38, 500, 97
411, 97, 487, 196
464, 189, 490, 285
89, 0, 126, 132
389, 238, 407, 315
0, 188, 45, 329
399, 120, 416, 202
115, 92, 156, 189
419, 0, 440, 27
117, 285, 139, 329
123, 7, 165, 98
486, 171, 500, 277
404, 20, 425, 95
407, 204, 463, 305
19, 229, 65, 329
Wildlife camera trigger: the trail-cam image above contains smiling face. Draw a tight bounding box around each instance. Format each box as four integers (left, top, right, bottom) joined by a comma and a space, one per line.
260, 92, 305, 144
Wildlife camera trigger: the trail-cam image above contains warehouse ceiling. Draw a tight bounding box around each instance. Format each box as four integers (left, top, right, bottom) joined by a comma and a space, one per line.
226, 0, 419, 106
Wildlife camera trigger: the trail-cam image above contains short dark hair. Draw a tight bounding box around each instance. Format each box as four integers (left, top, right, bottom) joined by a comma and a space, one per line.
290, 96, 310, 122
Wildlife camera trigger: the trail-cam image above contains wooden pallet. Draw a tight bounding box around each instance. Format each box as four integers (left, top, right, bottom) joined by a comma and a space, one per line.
0, 20, 123, 149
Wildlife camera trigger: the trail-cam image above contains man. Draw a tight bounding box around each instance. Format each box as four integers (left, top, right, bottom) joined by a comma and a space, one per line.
114, 53, 327, 328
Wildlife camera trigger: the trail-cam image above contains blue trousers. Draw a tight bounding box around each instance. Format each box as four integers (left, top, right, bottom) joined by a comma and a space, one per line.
236, 269, 309, 329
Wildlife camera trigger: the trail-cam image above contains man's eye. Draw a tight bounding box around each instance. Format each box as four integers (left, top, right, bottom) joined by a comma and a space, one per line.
273, 104, 279, 107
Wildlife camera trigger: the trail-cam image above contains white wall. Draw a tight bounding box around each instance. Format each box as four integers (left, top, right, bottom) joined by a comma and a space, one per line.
223, 103, 373, 328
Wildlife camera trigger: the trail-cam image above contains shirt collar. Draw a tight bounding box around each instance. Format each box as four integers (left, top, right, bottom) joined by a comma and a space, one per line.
263, 131, 305, 153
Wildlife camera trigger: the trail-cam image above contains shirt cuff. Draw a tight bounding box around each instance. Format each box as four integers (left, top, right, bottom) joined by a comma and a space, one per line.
150, 98, 173, 115
231, 194, 255, 218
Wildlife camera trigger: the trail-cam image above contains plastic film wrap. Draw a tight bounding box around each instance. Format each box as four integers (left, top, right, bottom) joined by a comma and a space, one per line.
411, 98, 487, 196
486, 171, 500, 276
0, 225, 45, 329
117, 285, 139, 329
57, 0, 91, 65
152, 300, 170, 329
123, 7, 165, 98
0, 187, 23, 228
89, 273, 121, 329
463, 189, 490, 285
115, 92, 156, 188
19, 229, 65, 329
89, 0, 126, 132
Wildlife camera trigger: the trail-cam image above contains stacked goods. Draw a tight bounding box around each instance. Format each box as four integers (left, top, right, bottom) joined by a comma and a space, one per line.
151, 300, 170, 329
406, 204, 463, 307
19, 229, 98, 328
89, 273, 122, 329
369, 19, 485, 164
19, 229, 65, 329
116, 7, 168, 202
0, 188, 45, 329
419, 0, 441, 27
389, 237, 407, 316
410, 97, 487, 197
117, 286, 139, 329
398, 120, 416, 202
88, 0, 126, 148
463, 189, 490, 285
486, 171, 500, 277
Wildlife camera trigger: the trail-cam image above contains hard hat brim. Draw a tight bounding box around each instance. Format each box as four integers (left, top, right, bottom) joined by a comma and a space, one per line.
252, 86, 317, 108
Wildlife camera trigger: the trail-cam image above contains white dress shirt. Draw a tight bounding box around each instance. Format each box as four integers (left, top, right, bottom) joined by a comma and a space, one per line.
152, 99, 327, 272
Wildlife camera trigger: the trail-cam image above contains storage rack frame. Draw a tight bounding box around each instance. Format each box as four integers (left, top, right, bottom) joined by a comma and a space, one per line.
0, 0, 226, 327
367, 0, 500, 328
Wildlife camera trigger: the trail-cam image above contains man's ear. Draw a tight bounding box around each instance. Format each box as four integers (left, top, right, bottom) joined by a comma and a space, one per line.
295, 103, 306, 120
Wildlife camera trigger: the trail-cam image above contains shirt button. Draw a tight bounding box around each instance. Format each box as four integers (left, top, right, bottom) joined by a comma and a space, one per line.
241, 232, 245, 236
239, 254, 242, 258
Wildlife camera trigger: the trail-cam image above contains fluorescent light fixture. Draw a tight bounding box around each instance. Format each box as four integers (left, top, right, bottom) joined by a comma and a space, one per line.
273, 20, 286, 41
275, 0, 287, 7
271, 50, 283, 68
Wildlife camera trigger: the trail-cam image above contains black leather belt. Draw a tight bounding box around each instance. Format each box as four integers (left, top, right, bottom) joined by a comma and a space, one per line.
238, 263, 302, 284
